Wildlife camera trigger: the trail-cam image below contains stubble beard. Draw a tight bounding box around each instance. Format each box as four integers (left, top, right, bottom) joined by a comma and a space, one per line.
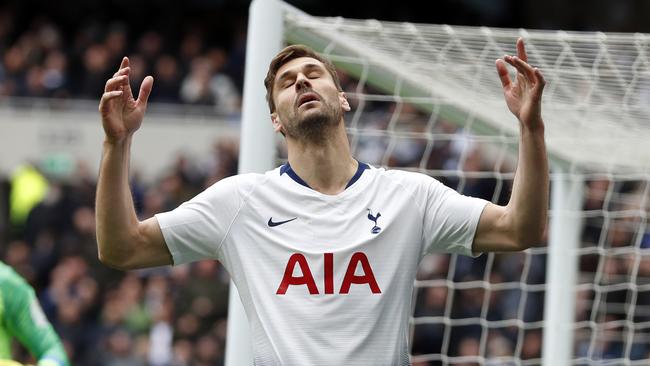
284, 99, 342, 145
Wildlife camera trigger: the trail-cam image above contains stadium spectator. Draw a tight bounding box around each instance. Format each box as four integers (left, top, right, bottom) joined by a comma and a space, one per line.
0, 8, 242, 115
150, 55, 181, 103
179, 52, 240, 114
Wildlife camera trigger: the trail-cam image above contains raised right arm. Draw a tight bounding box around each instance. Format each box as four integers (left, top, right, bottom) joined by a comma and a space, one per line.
96, 57, 172, 270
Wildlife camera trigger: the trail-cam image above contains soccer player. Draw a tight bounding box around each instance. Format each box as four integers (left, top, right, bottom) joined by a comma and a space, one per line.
96, 38, 547, 365
0, 262, 70, 366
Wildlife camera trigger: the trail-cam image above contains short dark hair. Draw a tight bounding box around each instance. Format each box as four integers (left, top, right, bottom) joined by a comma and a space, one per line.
264, 44, 343, 113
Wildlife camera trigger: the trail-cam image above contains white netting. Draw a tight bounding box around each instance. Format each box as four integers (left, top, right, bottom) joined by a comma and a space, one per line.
284, 11, 650, 174
281, 6, 650, 365
574, 176, 650, 365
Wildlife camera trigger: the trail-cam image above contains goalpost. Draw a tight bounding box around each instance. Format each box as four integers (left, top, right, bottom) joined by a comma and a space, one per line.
229, 0, 650, 364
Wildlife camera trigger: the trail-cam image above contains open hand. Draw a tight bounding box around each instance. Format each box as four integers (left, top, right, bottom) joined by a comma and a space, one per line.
98, 57, 154, 143
496, 38, 546, 131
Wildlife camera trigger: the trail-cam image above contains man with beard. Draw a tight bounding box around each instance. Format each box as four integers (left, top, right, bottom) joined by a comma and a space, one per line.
96, 40, 548, 365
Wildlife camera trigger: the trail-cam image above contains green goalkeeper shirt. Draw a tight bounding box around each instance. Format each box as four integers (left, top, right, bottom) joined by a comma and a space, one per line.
0, 262, 69, 366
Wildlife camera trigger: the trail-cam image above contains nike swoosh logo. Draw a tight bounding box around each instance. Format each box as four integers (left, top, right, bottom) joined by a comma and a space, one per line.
268, 217, 297, 227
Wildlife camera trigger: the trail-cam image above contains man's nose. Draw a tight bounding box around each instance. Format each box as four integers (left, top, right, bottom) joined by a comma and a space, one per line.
295, 73, 311, 90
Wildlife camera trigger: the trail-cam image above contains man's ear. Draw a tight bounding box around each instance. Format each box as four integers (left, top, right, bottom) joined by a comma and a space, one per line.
271, 113, 284, 133
339, 92, 351, 112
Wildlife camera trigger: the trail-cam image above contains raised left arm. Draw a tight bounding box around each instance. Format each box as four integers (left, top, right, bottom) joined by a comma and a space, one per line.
473, 38, 549, 252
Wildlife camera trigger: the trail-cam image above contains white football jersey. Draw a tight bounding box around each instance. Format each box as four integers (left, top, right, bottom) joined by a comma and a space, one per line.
155, 163, 487, 366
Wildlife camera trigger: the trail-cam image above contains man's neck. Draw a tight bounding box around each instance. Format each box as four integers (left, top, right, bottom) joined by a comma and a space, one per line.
286, 126, 357, 195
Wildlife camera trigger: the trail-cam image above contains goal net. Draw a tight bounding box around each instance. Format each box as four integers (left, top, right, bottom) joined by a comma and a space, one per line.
233, 1, 650, 365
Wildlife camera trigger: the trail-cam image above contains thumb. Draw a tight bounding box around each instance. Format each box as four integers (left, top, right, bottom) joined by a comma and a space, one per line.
136, 76, 154, 107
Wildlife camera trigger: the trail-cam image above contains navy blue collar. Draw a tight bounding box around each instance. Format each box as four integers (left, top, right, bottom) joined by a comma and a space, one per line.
280, 161, 370, 190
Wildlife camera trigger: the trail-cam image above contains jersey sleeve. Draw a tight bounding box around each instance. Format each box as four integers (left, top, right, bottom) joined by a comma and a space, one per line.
420, 176, 488, 257
2, 275, 69, 366
155, 174, 243, 265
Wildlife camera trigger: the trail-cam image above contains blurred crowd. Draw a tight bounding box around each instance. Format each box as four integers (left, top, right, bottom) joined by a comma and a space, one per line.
0, 6, 245, 361
1, 3, 650, 366
2, 136, 239, 365
0, 7, 244, 115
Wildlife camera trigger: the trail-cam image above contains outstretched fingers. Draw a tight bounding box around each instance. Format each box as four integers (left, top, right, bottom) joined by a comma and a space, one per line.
504, 55, 537, 86
120, 56, 129, 70
111, 57, 134, 100
516, 37, 528, 62
99, 90, 124, 114
112, 57, 130, 79
102, 90, 124, 101
495, 59, 511, 89
533, 67, 546, 95
105, 74, 129, 93
113, 66, 130, 79
136, 76, 154, 107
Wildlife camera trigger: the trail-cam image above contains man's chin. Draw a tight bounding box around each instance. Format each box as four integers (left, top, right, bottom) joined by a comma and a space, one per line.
286, 112, 336, 142
296, 107, 327, 123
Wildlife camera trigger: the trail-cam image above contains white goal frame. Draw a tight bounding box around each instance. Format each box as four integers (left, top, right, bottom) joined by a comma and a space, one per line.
225, 0, 283, 365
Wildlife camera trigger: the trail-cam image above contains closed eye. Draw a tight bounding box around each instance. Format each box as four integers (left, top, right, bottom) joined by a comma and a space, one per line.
277, 65, 324, 89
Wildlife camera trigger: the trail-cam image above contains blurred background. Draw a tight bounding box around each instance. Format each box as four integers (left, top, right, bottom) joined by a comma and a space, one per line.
0, 0, 648, 365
